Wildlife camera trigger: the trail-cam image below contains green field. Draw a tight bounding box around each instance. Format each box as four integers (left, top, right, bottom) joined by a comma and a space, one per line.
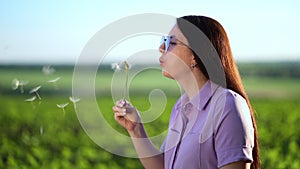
1, 64, 300, 169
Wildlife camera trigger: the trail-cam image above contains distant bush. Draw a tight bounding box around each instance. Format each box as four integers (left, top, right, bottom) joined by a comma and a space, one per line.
238, 62, 300, 78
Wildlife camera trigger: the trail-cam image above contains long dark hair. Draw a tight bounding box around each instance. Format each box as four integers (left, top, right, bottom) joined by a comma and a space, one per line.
177, 15, 260, 169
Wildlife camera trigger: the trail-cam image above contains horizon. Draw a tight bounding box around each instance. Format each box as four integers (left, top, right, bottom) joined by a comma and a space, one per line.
1, 59, 300, 67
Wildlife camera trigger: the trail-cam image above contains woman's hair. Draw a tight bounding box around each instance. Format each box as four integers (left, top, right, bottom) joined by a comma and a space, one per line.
177, 15, 260, 169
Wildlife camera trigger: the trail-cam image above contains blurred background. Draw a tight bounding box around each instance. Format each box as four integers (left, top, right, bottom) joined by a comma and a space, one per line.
1, 1, 300, 169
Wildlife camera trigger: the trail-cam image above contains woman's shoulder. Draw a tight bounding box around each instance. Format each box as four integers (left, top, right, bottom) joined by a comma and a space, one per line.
209, 86, 250, 123
214, 86, 247, 107
213, 86, 252, 123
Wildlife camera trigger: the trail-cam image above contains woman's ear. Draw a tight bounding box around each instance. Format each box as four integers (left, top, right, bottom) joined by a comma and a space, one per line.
191, 57, 198, 67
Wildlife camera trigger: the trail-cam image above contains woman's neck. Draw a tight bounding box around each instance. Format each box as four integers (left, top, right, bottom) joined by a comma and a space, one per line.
177, 71, 208, 100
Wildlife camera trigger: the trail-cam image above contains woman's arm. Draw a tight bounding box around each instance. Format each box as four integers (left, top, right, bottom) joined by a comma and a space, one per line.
220, 161, 251, 169
128, 123, 164, 169
113, 100, 164, 169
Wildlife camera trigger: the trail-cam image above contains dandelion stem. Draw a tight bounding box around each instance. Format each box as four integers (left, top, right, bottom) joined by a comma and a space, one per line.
123, 61, 129, 100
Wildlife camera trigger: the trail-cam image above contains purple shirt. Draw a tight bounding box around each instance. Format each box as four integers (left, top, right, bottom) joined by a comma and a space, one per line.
161, 80, 254, 169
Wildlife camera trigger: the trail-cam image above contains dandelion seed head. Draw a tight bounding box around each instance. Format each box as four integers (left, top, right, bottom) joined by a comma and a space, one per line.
111, 63, 121, 72
111, 61, 131, 72
123, 61, 130, 70
29, 85, 41, 94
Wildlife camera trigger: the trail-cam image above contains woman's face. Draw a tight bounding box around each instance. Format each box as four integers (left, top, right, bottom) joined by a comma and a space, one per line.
159, 24, 195, 80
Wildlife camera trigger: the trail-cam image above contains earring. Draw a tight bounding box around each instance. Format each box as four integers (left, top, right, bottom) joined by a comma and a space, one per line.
191, 63, 196, 69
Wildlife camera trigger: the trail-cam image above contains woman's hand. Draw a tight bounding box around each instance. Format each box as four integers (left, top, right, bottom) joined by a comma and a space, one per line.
112, 99, 141, 132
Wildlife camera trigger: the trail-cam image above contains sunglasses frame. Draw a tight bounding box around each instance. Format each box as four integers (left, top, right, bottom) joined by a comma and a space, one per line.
160, 35, 189, 53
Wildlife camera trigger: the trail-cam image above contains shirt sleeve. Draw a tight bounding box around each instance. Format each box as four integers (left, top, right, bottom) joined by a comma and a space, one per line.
214, 91, 254, 168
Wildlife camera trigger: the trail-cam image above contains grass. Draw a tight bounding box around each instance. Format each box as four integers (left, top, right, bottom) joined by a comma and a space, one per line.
243, 77, 300, 98
0, 65, 300, 168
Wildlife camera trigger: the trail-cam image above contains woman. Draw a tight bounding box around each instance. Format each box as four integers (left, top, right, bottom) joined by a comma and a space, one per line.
112, 15, 260, 169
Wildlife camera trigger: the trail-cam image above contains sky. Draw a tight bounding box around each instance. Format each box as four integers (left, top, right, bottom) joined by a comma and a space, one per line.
0, 0, 300, 64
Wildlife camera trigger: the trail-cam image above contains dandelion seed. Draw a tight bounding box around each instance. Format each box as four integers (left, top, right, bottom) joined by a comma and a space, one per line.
47, 77, 60, 83
57, 102, 69, 108
42, 65, 55, 75
12, 79, 28, 93
18, 81, 28, 93
47, 77, 60, 89
29, 85, 42, 100
29, 86, 41, 93
69, 96, 80, 109
24, 96, 37, 102
57, 102, 69, 116
24, 96, 37, 108
12, 79, 19, 90
69, 96, 80, 103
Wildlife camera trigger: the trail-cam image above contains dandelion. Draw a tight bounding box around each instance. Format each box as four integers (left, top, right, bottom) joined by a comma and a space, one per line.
57, 102, 69, 116
24, 96, 37, 108
123, 61, 129, 100
29, 85, 42, 100
42, 65, 55, 75
47, 77, 60, 89
69, 96, 80, 109
111, 61, 131, 100
12, 79, 28, 93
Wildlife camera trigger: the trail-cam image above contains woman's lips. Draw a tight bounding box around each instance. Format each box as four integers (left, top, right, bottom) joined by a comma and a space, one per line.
159, 60, 164, 66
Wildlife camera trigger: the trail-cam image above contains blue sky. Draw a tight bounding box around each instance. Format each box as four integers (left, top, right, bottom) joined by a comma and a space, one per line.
0, 0, 300, 64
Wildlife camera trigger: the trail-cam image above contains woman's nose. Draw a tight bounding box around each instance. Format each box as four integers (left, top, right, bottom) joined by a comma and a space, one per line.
159, 42, 165, 54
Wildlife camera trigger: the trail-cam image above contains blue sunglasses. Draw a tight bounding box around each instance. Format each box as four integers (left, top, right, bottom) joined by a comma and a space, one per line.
160, 35, 189, 53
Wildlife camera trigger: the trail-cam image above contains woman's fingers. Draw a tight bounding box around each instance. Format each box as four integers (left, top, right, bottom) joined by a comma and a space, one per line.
112, 106, 126, 116
112, 100, 139, 131
115, 99, 132, 108
113, 99, 139, 122
116, 99, 126, 108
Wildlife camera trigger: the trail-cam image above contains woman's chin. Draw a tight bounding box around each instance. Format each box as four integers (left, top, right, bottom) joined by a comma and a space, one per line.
162, 70, 174, 79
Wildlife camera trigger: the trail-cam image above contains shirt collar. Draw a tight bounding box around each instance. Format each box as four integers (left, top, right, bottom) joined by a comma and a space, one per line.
176, 80, 220, 111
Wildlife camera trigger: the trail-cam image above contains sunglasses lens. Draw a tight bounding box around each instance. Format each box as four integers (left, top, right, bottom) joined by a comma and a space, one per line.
160, 36, 171, 53
160, 36, 165, 45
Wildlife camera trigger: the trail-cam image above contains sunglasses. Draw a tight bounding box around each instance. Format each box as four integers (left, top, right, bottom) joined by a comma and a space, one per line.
160, 35, 189, 53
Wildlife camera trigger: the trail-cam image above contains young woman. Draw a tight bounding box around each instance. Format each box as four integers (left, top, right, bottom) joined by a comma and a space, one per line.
112, 15, 260, 169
